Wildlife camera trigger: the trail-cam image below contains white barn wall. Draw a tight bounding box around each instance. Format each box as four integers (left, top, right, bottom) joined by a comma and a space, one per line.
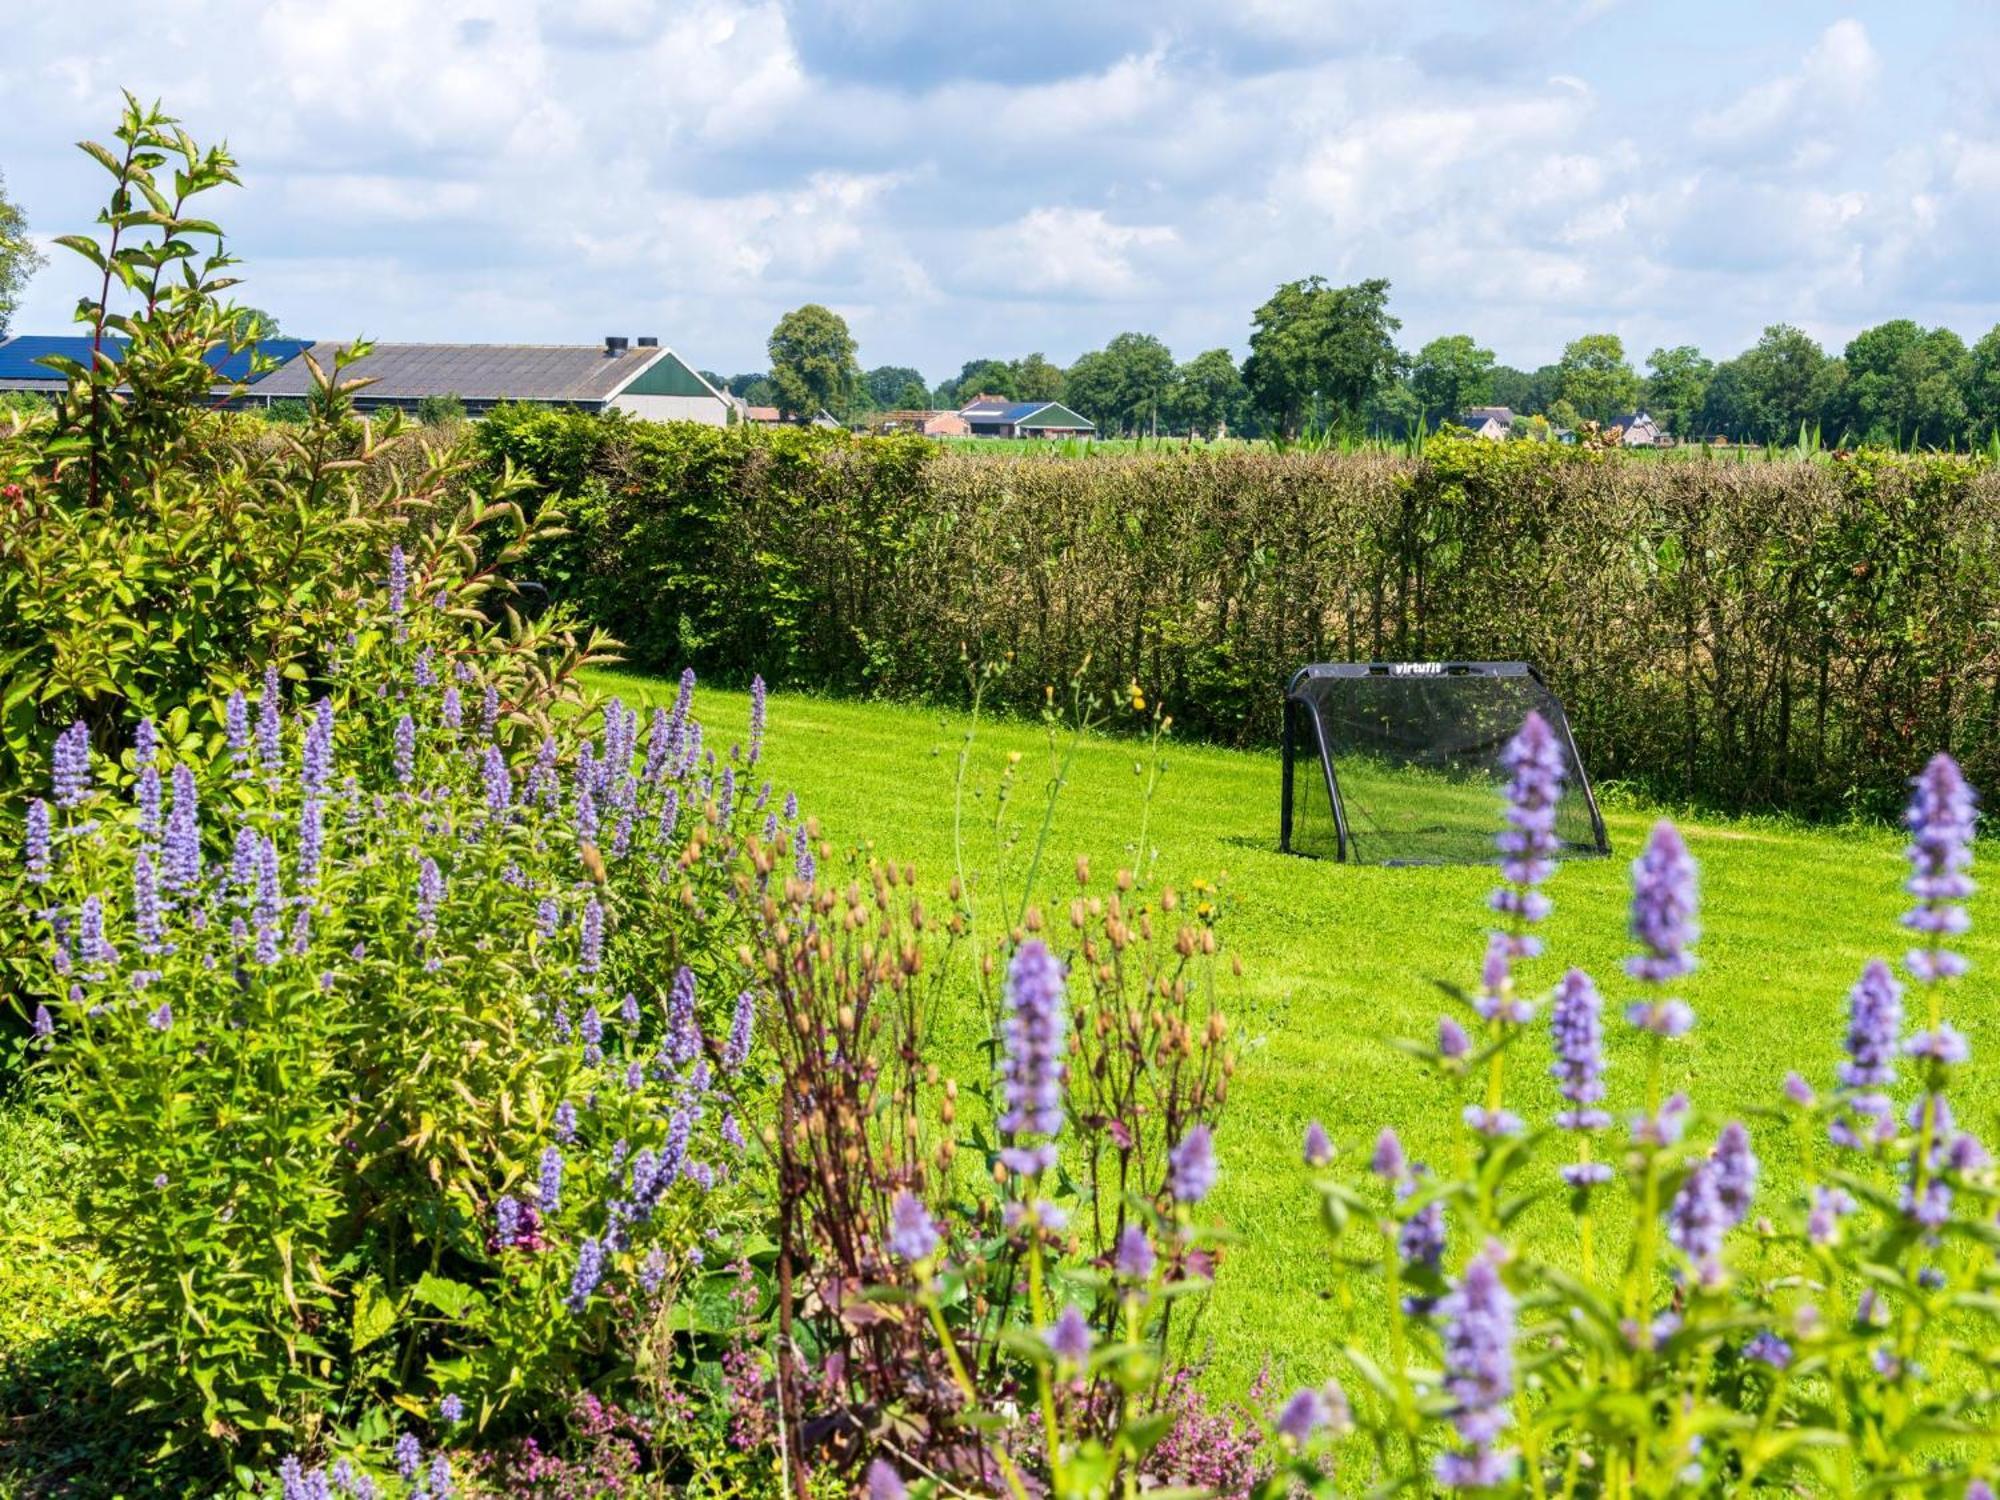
609, 392, 730, 426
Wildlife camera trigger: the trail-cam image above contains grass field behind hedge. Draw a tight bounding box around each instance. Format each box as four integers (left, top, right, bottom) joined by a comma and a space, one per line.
590, 669, 2000, 1397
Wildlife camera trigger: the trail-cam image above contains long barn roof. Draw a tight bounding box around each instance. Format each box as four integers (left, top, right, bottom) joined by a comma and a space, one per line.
249, 341, 666, 402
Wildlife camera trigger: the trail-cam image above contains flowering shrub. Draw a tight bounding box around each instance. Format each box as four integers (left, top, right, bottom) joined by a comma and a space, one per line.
21, 567, 783, 1471
1260, 715, 2000, 1496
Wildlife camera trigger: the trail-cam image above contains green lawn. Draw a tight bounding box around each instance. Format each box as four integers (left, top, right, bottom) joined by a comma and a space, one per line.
590, 669, 2000, 1397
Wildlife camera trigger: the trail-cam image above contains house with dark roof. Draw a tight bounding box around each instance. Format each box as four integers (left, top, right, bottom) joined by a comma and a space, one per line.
957, 394, 1096, 440
1451, 405, 1515, 440
1607, 411, 1667, 447
0, 333, 734, 425
0, 333, 315, 398
251, 337, 731, 423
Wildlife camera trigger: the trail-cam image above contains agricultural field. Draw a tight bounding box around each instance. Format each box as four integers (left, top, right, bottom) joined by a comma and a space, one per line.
583, 671, 2000, 1398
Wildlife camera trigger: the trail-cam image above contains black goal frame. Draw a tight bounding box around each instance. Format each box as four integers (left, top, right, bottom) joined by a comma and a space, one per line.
1280, 660, 1610, 864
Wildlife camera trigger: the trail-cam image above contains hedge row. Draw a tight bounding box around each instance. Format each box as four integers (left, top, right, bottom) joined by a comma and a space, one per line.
480, 408, 2000, 817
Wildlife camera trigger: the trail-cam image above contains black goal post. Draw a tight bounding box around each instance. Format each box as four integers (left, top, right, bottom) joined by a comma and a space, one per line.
1280, 661, 1610, 866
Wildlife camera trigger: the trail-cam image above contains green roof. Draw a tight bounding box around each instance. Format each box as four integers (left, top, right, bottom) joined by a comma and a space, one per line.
621, 349, 723, 400
1015, 401, 1094, 431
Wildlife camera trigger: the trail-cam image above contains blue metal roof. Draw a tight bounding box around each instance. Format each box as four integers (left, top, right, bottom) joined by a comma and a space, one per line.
0, 333, 311, 383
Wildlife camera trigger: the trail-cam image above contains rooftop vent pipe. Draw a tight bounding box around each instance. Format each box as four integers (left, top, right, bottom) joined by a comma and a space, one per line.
636, 336, 659, 347
604, 336, 629, 355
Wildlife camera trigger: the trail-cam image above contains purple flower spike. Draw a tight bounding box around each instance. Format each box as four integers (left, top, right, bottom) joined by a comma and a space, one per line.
52, 720, 91, 808
999, 940, 1066, 1139
162, 767, 200, 893
1903, 753, 1976, 981
723, 989, 755, 1071
136, 765, 162, 841
748, 675, 767, 766
1839, 959, 1903, 1089
388, 544, 408, 636
1906, 1025, 1970, 1065
538, 1145, 564, 1214
1276, 1385, 1334, 1444
1114, 1223, 1156, 1280
393, 1434, 421, 1481
1627, 820, 1698, 985
1710, 1122, 1758, 1222
887, 1190, 940, 1262
579, 898, 604, 975
24, 799, 51, 884
1303, 1120, 1334, 1167
1550, 968, 1608, 1129
565, 1236, 604, 1314
257, 664, 284, 777
1369, 1127, 1407, 1180
1438, 1016, 1471, 1059
225, 691, 251, 774
1494, 711, 1565, 891
1169, 1124, 1217, 1204
439, 1393, 464, 1424
1435, 1242, 1517, 1489
666, 966, 700, 1066
1045, 1304, 1093, 1368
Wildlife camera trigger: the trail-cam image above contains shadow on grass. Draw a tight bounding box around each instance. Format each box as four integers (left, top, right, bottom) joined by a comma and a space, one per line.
0, 1324, 211, 1498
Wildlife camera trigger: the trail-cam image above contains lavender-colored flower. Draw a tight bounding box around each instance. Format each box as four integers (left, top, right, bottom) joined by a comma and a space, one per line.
1303, 1120, 1333, 1167
32, 1005, 52, 1040
1803, 1185, 1852, 1246
276, 1456, 310, 1500
618, 989, 641, 1027
428, 1454, 452, 1498
580, 1005, 604, 1051
1463, 1105, 1525, 1138
1903, 1178, 1952, 1231
1782, 1072, 1815, 1107
1550, 968, 1608, 1128
1667, 1162, 1728, 1274
1000, 939, 1066, 1138
1435, 1244, 1517, 1489
665, 966, 700, 1065
253, 836, 283, 966
864, 1459, 908, 1500
388, 544, 408, 636
565, 1236, 605, 1314
162, 767, 200, 893
394, 1434, 422, 1481
136, 765, 162, 841
439, 1393, 464, 1423
538, 1145, 564, 1213
723, 989, 754, 1071
1114, 1223, 1156, 1280
147, 1002, 172, 1031
554, 1100, 577, 1142
655, 784, 681, 845
257, 664, 284, 777
1561, 1162, 1614, 1188
301, 699, 334, 802
1836, 959, 1903, 1089
535, 897, 559, 939
441, 686, 463, 734
1711, 1122, 1758, 1223
1632, 1091, 1692, 1149
1169, 1124, 1217, 1204
715, 765, 736, 827
133, 850, 167, 956
494, 1196, 522, 1246
78, 893, 115, 973
721, 1113, 746, 1150
1626, 997, 1695, 1038
52, 720, 91, 808
225, 690, 251, 774
414, 648, 437, 690
1906, 1025, 1970, 1065
415, 857, 443, 932
747, 675, 766, 765
480, 683, 499, 738
1903, 752, 1976, 982
888, 1191, 941, 1261
1438, 1015, 1471, 1059
579, 897, 603, 974
1045, 1304, 1093, 1368
793, 822, 815, 884
1369, 1127, 1406, 1180
391, 713, 416, 787
1492, 710, 1564, 901
526, 736, 559, 809
25, 799, 50, 885
1473, 931, 1533, 1023
1276, 1386, 1334, 1444
1744, 1332, 1792, 1369
1399, 1186, 1447, 1272
1627, 820, 1698, 984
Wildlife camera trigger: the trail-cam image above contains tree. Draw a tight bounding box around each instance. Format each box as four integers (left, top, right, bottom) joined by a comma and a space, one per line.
1643, 345, 1713, 439
1364, 373, 1422, 440
937, 357, 1017, 406
1732, 324, 1837, 444
1837, 320, 1971, 447
863, 364, 927, 409
895, 378, 932, 410
1099, 332, 1175, 435
1553, 334, 1640, 424
1410, 334, 1494, 425
767, 304, 859, 419
1167, 348, 1248, 438
1697, 359, 1753, 442
1968, 325, 2000, 442
1060, 349, 1118, 430
0, 168, 44, 339
1012, 352, 1065, 403
1487, 364, 1557, 417
231, 306, 283, 341
1243, 276, 1401, 437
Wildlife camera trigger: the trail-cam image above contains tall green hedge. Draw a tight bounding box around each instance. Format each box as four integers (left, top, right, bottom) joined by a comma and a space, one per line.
481, 407, 2000, 817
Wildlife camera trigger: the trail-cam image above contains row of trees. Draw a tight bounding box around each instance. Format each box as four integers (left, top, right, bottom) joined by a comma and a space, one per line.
721, 291, 2000, 447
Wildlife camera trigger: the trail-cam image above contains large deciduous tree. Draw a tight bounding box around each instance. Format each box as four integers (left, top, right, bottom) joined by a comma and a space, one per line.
1410, 334, 1494, 425
1968, 325, 2000, 442
768, 304, 860, 419
1553, 333, 1640, 424
1733, 324, 1838, 443
1643, 345, 1713, 438
1838, 319, 1971, 447
1243, 276, 1400, 437
863, 365, 928, 409
0, 168, 44, 338
1012, 352, 1065, 402
1167, 347, 1249, 438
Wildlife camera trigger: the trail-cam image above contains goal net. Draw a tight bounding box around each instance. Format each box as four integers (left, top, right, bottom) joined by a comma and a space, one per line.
1282, 661, 1609, 865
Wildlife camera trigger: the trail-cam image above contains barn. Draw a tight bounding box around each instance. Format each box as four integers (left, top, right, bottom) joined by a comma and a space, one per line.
957, 394, 1097, 439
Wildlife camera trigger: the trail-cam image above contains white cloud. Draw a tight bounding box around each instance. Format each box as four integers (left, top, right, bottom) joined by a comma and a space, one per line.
959, 207, 1178, 299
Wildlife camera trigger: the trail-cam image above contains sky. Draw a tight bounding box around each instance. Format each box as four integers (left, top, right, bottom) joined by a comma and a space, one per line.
5, 1, 1998, 384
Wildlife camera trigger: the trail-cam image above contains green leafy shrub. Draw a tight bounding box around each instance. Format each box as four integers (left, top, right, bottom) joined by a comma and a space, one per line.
23, 568, 776, 1471
485, 411, 2000, 818
416, 393, 466, 426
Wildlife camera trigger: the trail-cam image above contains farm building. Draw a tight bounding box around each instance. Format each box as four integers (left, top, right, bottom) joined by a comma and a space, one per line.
0, 333, 733, 424
957, 394, 1096, 439
0, 332, 314, 398
250, 338, 732, 422
735, 401, 841, 429
1608, 412, 1668, 446
1451, 405, 1515, 439
867, 408, 970, 437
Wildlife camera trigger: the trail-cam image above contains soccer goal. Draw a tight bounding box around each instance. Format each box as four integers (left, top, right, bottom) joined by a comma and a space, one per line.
1281, 661, 1610, 865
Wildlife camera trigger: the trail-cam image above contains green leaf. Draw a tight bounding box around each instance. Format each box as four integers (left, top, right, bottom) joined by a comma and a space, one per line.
350, 1278, 398, 1353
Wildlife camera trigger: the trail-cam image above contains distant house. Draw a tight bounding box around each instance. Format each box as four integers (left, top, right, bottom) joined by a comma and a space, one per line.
251, 337, 732, 423
957, 394, 1096, 440
869, 408, 970, 437
0, 332, 315, 399
1452, 405, 1515, 440
1607, 412, 1668, 447
737, 401, 840, 429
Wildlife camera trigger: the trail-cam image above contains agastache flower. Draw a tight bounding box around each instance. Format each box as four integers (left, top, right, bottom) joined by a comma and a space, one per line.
538, 1145, 564, 1213
1491, 711, 1564, 920
579, 897, 604, 975
24, 799, 50, 884
1903, 752, 1976, 982
747, 675, 766, 765
1169, 1124, 1217, 1203
1434, 1244, 1517, 1489
415, 858, 443, 932
888, 1191, 940, 1261
388, 544, 407, 638
723, 989, 754, 1071
482, 744, 512, 820
225, 691, 251, 775
665, 967, 700, 1066
1303, 1120, 1333, 1167
1627, 820, 1698, 985
133, 850, 168, 956
1045, 1305, 1093, 1369
999, 940, 1066, 1141
1114, 1223, 1156, 1280
565, 1237, 604, 1314
393, 714, 416, 786
441, 686, 462, 732
257, 664, 284, 778
52, 720, 91, 808
1550, 968, 1609, 1129
162, 767, 200, 893
136, 765, 162, 842
1840, 959, 1903, 1089
300, 699, 334, 802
